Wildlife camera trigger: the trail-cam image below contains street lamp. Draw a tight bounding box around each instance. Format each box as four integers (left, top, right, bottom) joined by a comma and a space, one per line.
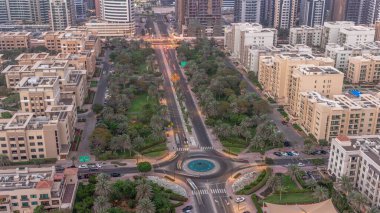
173, 166, 176, 181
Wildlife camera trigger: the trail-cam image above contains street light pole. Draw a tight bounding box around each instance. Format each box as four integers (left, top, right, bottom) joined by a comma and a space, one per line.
173, 167, 176, 181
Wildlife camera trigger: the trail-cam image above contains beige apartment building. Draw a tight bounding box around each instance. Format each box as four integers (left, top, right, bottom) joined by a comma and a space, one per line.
347, 55, 380, 84
258, 53, 334, 105
0, 113, 72, 161
296, 92, 380, 141
58, 32, 86, 54
54, 52, 96, 78
16, 77, 61, 116
288, 65, 344, 117
1, 65, 35, 88
43, 31, 63, 52
0, 32, 31, 50
0, 167, 78, 212
15, 53, 51, 66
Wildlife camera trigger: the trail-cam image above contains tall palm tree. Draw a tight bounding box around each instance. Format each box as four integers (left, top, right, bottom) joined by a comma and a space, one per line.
0, 154, 10, 167
348, 191, 368, 212
136, 198, 155, 213
96, 173, 111, 197
136, 181, 153, 200
305, 179, 318, 189
339, 175, 353, 195
93, 195, 111, 213
312, 186, 329, 202
288, 165, 300, 178
121, 134, 132, 155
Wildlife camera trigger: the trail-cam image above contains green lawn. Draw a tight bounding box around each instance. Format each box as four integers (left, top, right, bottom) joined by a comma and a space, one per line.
264, 192, 317, 205
143, 150, 168, 158
227, 147, 245, 154
281, 175, 299, 191
128, 94, 154, 115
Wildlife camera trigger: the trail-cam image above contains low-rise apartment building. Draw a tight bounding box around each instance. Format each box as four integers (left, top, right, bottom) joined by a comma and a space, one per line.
296, 92, 380, 141
16, 77, 61, 116
288, 65, 344, 117
43, 31, 63, 52
0, 32, 31, 50
289, 26, 323, 47
0, 113, 72, 161
258, 53, 334, 105
322, 21, 355, 47
347, 55, 380, 84
224, 23, 277, 60
338, 26, 375, 46
15, 53, 51, 66
246, 44, 312, 74
0, 166, 78, 212
328, 135, 380, 207
54, 52, 96, 78
1, 65, 35, 88
325, 42, 380, 72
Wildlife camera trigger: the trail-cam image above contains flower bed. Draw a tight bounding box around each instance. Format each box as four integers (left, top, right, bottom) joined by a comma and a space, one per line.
236, 168, 272, 195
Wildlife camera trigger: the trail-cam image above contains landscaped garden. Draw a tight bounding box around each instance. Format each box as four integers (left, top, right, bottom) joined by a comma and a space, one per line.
90, 39, 169, 160
74, 174, 187, 213
176, 38, 283, 154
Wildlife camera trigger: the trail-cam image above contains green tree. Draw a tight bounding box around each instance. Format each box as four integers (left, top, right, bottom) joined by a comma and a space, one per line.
92, 104, 104, 114
312, 186, 329, 202
137, 162, 152, 173
348, 191, 368, 212
136, 198, 156, 213
339, 175, 353, 195
136, 181, 153, 200
0, 154, 10, 166
96, 173, 111, 197
90, 127, 112, 152
368, 207, 380, 213
0, 112, 12, 118
33, 205, 46, 213
93, 195, 111, 213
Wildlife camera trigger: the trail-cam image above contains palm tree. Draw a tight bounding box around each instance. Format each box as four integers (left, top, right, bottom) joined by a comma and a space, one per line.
348, 191, 368, 212
368, 206, 380, 213
136, 198, 155, 213
305, 179, 318, 189
95, 173, 111, 197
312, 186, 329, 202
93, 195, 111, 213
136, 181, 153, 200
277, 185, 288, 201
0, 154, 10, 166
339, 175, 353, 195
121, 134, 132, 155
288, 165, 300, 178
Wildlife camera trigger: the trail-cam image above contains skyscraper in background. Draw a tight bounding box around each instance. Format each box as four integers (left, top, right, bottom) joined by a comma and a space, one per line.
99, 0, 134, 23
260, 0, 275, 27
273, 0, 298, 29
234, 0, 261, 23
74, 0, 87, 20
0, 0, 50, 24
49, 0, 76, 31
299, 0, 325, 26
176, 0, 222, 36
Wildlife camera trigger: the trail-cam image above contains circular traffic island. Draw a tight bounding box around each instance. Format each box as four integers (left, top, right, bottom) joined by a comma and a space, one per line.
183, 158, 220, 176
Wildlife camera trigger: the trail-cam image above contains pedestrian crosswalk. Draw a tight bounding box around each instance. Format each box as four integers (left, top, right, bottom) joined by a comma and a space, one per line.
175, 146, 214, 152
192, 188, 227, 195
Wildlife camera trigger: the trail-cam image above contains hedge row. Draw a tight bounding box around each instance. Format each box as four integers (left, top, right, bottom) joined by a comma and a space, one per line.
237, 168, 272, 195
251, 194, 263, 213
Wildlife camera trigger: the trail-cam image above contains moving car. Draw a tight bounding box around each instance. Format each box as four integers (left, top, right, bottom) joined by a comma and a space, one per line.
235, 197, 246, 203
298, 162, 305, 167
78, 164, 88, 169
273, 152, 282, 156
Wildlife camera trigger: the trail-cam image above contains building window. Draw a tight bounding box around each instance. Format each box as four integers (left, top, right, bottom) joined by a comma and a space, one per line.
37, 136, 43, 139
31, 149, 36, 152
38, 148, 44, 152
0, 137, 5, 141
39, 194, 49, 199
31, 201, 38, 205
1, 144, 6, 147
39, 154, 45, 158
11, 196, 17, 199
30, 143, 35, 146
37, 142, 43, 146
29, 136, 34, 140
11, 203, 18, 206
21, 195, 28, 201
21, 202, 29, 207
30, 195, 37, 199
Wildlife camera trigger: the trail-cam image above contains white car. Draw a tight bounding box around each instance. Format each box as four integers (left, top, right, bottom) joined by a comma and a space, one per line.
291, 151, 299, 156
235, 197, 246, 203
298, 163, 305, 167
96, 163, 103, 168
78, 164, 88, 169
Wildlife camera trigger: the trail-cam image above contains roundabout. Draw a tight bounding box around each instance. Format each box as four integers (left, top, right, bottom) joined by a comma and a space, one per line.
182, 157, 221, 176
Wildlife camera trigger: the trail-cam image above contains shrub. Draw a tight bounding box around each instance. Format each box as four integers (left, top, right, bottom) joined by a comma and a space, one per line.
168, 194, 188, 202
1, 112, 12, 118
137, 161, 152, 173
251, 194, 263, 213
92, 104, 103, 114
237, 168, 272, 195
265, 157, 274, 165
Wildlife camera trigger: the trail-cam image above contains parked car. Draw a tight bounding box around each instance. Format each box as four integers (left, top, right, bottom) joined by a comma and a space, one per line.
320, 150, 327, 154
273, 152, 282, 156
287, 152, 294, 156
235, 197, 246, 203
96, 163, 103, 168
291, 151, 299, 156
110, 173, 121, 177
281, 152, 288, 156
55, 165, 64, 172
78, 164, 88, 169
